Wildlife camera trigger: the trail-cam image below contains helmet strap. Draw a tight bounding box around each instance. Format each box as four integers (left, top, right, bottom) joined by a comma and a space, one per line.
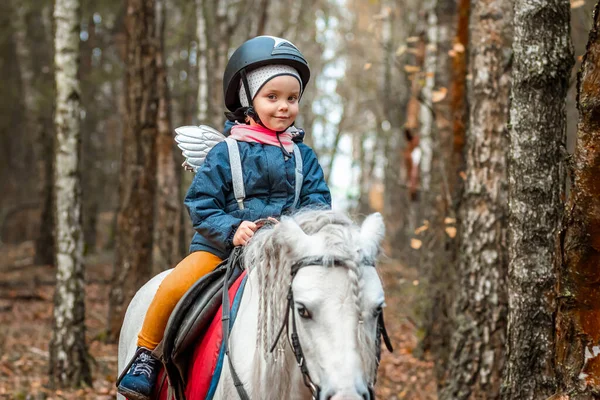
240, 69, 264, 126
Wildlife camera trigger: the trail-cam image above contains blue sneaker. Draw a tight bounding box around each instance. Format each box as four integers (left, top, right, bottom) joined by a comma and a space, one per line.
117, 348, 160, 400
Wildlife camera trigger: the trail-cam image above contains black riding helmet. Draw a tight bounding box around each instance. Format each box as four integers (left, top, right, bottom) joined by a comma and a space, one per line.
223, 36, 311, 112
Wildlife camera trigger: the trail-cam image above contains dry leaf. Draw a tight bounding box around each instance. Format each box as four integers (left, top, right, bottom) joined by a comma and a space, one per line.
453, 42, 465, 53
414, 223, 429, 235
406, 36, 420, 43
448, 49, 457, 58
396, 45, 407, 56
546, 394, 570, 400
459, 171, 467, 180
571, 0, 585, 8
364, 63, 372, 71
432, 87, 448, 103
404, 65, 421, 73
410, 238, 422, 249
445, 227, 457, 238
444, 217, 456, 224
412, 280, 419, 286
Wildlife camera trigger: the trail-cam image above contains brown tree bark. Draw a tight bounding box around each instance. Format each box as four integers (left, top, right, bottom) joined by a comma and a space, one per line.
80, 13, 101, 253
10, 0, 56, 264
196, 0, 254, 127
450, 0, 469, 180
107, 0, 159, 340
440, 0, 512, 398
554, 2, 600, 398
503, 0, 574, 399
49, 0, 92, 387
381, 0, 413, 262
154, 0, 181, 275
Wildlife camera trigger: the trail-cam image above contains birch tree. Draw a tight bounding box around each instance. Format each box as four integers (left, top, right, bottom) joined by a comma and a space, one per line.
503, 0, 573, 398
441, 0, 512, 398
554, 2, 600, 396
107, 0, 159, 340
419, 0, 460, 386
419, 0, 438, 193
49, 0, 91, 387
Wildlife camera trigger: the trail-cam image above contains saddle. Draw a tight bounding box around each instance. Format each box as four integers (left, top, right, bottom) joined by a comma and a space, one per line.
153, 252, 246, 400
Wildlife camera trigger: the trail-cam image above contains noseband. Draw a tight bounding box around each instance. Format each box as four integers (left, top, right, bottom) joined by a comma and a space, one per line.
223, 249, 393, 400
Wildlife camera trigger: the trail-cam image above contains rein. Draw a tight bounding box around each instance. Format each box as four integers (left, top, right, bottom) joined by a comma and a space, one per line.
222, 250, 393, 400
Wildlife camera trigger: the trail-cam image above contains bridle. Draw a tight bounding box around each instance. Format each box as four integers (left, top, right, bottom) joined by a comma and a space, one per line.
222, 248, 393, 400
270, 256, 393, 400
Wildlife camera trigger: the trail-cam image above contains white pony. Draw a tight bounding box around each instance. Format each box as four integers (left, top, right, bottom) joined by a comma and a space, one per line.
118, 210, 389, 400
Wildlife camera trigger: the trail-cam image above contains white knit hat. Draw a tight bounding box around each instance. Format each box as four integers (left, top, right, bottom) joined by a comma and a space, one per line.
239, 64, 302, 107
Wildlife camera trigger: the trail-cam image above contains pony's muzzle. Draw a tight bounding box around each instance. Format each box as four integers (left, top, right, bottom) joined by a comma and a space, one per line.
322, 385, 371, 400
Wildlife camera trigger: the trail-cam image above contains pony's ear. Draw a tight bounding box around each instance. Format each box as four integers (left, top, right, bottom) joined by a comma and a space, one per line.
275, 216, 316, 256
360, 212, 385, 260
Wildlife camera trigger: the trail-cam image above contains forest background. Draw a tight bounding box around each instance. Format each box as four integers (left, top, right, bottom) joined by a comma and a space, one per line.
1, 0, 600, 399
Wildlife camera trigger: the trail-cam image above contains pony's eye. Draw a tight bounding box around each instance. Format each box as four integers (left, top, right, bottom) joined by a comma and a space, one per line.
297, 305, 312, 319
372, 305, 383, 318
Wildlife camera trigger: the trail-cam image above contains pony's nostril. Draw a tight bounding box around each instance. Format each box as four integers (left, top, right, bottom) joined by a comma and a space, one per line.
360, 385, 371, 400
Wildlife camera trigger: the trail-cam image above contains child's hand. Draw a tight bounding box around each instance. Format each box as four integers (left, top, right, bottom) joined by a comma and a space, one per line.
233, 221, 258, 246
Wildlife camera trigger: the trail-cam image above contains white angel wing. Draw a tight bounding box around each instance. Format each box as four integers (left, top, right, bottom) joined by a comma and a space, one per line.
174, 125, 226, 172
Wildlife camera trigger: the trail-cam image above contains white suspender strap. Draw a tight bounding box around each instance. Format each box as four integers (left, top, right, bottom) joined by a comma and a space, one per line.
225, 138, 245, 210
292, 144, 303, 210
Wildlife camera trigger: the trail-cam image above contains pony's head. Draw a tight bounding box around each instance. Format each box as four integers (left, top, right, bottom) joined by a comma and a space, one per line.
243, 209, 387, 400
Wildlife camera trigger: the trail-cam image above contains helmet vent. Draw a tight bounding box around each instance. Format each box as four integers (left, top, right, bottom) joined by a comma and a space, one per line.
272, 44, 305, 60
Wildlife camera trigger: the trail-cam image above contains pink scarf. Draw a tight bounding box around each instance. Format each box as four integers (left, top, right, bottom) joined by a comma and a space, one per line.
229, 124, 294, 153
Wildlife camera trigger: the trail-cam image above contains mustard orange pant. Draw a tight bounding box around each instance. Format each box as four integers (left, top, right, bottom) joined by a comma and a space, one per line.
137, 251, 223, 349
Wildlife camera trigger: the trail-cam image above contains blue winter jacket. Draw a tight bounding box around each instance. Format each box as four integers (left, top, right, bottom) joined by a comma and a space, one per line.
185, 140, 332, 259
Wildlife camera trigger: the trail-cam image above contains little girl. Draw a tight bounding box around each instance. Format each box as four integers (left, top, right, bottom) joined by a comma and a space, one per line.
118, 35, 331, 400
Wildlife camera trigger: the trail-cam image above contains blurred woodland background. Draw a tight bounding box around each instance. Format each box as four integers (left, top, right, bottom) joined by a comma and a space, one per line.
1, 0, 600, 398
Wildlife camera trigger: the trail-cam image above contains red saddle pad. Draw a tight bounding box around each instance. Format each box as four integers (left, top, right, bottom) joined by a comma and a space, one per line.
154, 271, 247, 400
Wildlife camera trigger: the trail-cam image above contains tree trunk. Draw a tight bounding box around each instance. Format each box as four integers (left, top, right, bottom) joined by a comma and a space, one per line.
450, 0, 469, 182
554, 1, 599, 398
419, 0, 438, 193
196, 0, 209, 124
503, 0, 573, 398
107, 0, 159, 340
419, 0, 459, 387
81, 14, 101, 253
381, 0, 412, 262
49, 0, 91, 388
154, 0, 181, 275
35, 3, 56, 266
440, 0, 512, 398
10, 0, 56, 265
196, 0, 252, 128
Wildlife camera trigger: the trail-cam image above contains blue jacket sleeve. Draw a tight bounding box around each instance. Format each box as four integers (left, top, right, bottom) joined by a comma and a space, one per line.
298, 144, 332, 209
184, 142, 242, 252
